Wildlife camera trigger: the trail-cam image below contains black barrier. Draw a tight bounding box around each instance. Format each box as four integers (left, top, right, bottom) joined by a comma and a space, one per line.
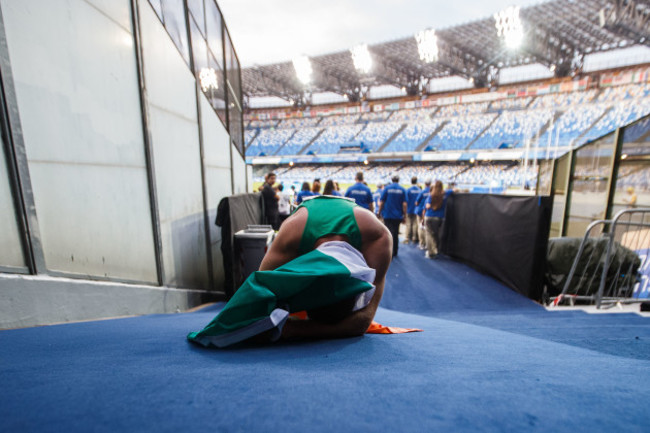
215, 192, 264, 297
441, 194, 552, 301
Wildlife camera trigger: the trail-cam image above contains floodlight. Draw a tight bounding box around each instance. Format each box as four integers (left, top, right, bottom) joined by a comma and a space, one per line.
351, 44, 372, 74
415, 29, 438, 63
292, 55, 312, 85
494, 6, 524, 50
199, 67, 219, 92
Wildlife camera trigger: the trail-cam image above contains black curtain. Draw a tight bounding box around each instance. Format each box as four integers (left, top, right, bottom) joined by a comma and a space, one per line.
441, 194, 552, 301
215, 192, 264, 298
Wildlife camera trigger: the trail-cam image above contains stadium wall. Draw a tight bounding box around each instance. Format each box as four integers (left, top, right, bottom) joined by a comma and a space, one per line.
0, 0, 244, 329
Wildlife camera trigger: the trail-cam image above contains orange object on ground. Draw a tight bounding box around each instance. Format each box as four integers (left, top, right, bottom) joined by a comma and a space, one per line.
366, 321, 423, 334
290, 311, 422, 334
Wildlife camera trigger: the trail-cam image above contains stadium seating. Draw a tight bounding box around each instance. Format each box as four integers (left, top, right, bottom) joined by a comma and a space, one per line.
246, 128, 294, 156
276, 117, 322, 129
306, 124, 364, 155
389, 107, 437, 123
355, 122, 405, 152
470, 109, 553, 149
276, 127, 322, 156
248, 119, 279, 129
582, 98, 650, 142
429, 114, 497, 151
244, 82, 650, 158
383, 120, 445, 152
318, 113, 361, 126
534, 103, 608, 148
436, 101, 489, 118
489, 96, 532, 111
528, 90, 597, 109
359, 111, 393, 122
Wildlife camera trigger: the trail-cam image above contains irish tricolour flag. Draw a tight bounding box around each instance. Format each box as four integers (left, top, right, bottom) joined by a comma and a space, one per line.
188, 241, 376, 348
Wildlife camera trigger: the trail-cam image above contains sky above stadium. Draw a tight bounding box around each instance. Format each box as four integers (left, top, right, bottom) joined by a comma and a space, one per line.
218, 0, 545, 67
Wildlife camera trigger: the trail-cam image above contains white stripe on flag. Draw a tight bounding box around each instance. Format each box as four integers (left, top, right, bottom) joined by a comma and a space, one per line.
316, 241, 376, 284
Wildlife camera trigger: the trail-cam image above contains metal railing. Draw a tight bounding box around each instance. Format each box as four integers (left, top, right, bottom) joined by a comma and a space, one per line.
552, 208, 650, 309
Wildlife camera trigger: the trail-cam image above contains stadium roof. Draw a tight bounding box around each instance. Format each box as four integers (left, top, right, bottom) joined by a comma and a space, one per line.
242, 0, 650, 104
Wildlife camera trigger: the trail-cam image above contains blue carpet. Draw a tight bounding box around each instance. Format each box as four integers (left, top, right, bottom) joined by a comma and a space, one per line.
1, 243, 649, 432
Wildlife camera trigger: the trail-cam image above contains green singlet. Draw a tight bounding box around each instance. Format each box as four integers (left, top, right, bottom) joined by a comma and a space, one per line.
295, 196, 362, 254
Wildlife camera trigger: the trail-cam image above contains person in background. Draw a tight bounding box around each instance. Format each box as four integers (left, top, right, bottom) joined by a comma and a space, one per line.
323, 179, 341, 196
414, 179, 431, 250
295, 182, 316, 205
312, 178, 322, 195
373, 183, 384, 217
424, 180, 453, 258
277, 183, 292, 225
345, 171, 374, 212
624, 186, 637, 208
379, 175, 407, 258
404, 176, 421, 244
261, 172, 280, 230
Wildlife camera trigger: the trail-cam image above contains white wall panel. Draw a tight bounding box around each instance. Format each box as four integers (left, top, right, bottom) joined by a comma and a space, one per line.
1, 0, 157, 281
140, 1, 209, 289
0, 139, 25, 268
232, 149, 247, 194
200, 95, 231, 290
84, 0, 132, 31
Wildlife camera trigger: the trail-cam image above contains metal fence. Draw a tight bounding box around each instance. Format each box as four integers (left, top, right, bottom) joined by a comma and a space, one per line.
552, 208, 650, 308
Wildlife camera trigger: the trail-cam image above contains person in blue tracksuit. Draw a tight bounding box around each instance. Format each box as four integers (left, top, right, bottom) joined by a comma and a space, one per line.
345, 172, 374, 212
405, 177, 421, 244
379, 175, 407, 257
424, 180, 454, 258
414, 179, 431, 249
295, 181, 317, 205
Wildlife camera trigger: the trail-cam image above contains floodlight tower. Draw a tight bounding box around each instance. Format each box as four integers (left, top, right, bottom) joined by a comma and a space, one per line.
292, 55, 313, 107
415, 29, 439, 63
494, 6, 524, 50
350, 44, 372, 74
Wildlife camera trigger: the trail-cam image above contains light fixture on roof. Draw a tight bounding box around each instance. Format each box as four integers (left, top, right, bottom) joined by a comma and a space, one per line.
415, 29, 439, 63
494, 6, 524, 50
199, 67, 219, 92
350, 44, 372, 74
549, 64, 556, 72
292, 55, 312, 85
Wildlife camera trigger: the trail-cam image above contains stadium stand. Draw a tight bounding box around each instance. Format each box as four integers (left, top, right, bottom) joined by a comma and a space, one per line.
470, 109, 554, 149
489, 96, 533, 111
246, 127, 295, 156
436, 101, 489, 117
388, 107, 438, 122
527, 89, 598, 109
245, 81, 650, 159
355, 122, 405, 152
383, 120, 446, 152
307, 124, 364, 154
582, 98, 650, 142
317, 113, 360, 126
276, 117, 323, 129
276, 126, 322, 156
535, 104, 608, 148
359, 111, 394, 122
429, 113, 496, 151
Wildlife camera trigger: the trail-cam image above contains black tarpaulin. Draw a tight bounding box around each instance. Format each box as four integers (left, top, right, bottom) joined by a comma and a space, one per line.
215, 192, 264, 297
441, 194, 552, 301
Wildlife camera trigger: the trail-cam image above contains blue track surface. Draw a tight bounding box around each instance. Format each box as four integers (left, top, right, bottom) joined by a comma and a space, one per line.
2, 243, 649, 432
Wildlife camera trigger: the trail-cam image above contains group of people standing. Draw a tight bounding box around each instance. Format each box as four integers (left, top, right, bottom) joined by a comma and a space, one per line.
260, 171, 453, 258
373, 175, 453, 258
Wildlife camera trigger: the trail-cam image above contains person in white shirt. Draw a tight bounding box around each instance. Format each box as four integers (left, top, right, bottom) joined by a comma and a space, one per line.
276, 183, 292, 226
